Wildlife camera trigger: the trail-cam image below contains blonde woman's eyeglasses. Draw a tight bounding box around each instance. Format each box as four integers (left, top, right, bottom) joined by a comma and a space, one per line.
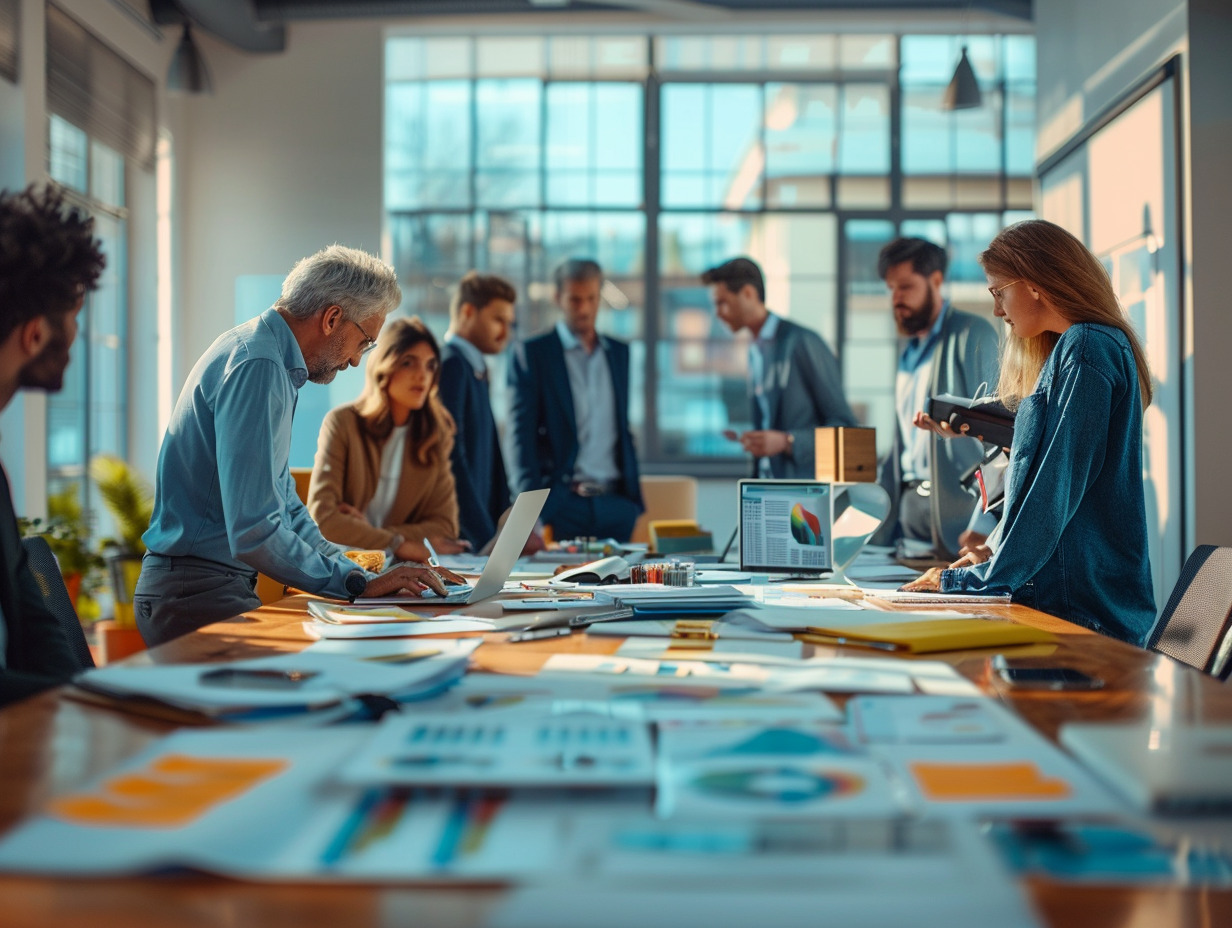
988, 280, 1022, 306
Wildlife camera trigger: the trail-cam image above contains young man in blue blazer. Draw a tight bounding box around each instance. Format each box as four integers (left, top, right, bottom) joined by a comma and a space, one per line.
703, 256, 857, 478
508, 259, 644, 542
438, 272, 517, 551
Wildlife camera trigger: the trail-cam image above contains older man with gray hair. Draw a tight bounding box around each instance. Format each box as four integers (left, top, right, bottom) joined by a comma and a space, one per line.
136, 245, 454, 645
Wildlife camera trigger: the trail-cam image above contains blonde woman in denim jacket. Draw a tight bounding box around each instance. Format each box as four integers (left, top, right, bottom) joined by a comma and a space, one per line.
903, 220, 1156, 646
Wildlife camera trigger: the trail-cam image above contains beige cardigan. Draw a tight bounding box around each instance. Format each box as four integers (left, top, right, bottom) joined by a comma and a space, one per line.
308, 404, 459, 552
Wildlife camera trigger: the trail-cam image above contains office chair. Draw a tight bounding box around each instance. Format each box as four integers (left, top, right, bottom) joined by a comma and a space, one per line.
21, 536, 96, 670
1148, 545, 1232, 680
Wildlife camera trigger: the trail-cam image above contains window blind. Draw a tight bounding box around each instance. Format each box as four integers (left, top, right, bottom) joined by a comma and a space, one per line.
46, 4, 156, 170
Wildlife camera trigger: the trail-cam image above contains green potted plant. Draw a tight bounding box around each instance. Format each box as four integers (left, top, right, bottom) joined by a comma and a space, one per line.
19, 485, 105, 620
90, 454, 154, 630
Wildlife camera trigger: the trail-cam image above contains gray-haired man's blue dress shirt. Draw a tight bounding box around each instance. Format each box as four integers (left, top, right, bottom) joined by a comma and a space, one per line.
138, 309, 367, 643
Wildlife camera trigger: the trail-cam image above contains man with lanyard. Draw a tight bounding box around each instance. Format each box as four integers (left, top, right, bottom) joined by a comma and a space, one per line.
873, 237, 1000, 559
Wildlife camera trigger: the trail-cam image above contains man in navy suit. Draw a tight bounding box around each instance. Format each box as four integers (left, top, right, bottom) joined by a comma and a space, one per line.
703, 256, 857, 478
508, 259, 644, 542
438, 271, 517, 551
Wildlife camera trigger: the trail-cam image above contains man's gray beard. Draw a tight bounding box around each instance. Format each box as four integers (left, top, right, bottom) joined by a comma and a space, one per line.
307, 340, 351, 384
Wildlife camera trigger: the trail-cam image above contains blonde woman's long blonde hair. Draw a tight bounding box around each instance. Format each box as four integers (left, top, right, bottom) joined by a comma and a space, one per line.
980, 219, 1152, 410
354, 316, 453, 466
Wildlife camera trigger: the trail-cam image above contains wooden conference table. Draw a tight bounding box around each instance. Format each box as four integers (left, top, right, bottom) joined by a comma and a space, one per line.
1, 591, 1230, 928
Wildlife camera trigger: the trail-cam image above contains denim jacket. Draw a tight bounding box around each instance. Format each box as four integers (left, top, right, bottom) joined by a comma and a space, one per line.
940, 323, 1156, 646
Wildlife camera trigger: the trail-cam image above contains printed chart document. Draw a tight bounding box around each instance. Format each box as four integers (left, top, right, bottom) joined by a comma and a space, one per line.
337, 712, 655, 789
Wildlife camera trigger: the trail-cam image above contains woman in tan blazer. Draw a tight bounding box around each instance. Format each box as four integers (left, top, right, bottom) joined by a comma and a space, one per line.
309, 317, 468, 563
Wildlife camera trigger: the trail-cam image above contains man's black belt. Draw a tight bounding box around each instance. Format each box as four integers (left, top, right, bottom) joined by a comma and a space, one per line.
570, 479, 618, 498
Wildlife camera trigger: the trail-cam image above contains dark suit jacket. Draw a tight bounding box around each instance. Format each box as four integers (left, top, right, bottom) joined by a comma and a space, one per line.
507, 329, 644, 526
754, 317, 858, 478
437, 343, 511, 549
1, 464, 78, 707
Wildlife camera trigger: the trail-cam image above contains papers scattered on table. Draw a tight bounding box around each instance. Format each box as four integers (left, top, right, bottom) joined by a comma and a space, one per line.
303, 616, 493, 639
862, 589, 1014, 606
851, 696, 1125, 819
422, 673, 843, 724
72, 649, 473, 722
656, 722, 904, 819
336, 712, 655, 788
616, 635, 806, 664
307, 601, 440, 624
303, 636, 482, 663
541, 652, 769, 687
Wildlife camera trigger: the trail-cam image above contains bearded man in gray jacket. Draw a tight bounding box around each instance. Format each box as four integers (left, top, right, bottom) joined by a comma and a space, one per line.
872, 238, 1000, 559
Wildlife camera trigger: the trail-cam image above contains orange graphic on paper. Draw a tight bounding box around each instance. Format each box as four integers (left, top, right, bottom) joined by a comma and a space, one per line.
50, 754, 288, 828
910, 762, 1072, 801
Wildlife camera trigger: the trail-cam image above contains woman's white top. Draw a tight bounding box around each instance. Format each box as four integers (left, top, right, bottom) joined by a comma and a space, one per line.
365, 424, 408, 527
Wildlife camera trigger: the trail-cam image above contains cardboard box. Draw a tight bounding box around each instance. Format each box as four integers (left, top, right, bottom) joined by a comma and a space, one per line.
814, 427, 877, 483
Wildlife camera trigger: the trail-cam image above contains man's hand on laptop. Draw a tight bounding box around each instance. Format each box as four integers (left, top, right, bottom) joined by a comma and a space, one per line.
358, 563, 466, 598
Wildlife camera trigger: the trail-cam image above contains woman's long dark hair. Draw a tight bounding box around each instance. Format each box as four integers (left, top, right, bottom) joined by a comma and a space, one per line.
354, 316, 453, 466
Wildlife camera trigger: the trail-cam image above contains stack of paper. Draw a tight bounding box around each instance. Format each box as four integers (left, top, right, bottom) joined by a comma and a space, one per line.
73, 648, 475, 722
303, 604, 494, 639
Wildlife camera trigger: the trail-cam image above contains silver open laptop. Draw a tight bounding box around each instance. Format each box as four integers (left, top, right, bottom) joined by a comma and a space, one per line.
419, 488, 549, 604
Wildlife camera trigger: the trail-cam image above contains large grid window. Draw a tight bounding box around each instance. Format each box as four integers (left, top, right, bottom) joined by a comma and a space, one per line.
46, 113, 129, 526
383, 32, 1035, 470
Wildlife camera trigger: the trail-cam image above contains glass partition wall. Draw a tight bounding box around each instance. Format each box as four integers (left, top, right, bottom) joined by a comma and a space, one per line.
384, 32, 1035, 471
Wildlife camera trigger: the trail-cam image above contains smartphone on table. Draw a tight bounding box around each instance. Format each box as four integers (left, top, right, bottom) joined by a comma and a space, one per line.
992, 655, 1104, 691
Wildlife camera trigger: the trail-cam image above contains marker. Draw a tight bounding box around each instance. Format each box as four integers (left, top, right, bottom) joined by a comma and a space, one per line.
423, 537, 441, 567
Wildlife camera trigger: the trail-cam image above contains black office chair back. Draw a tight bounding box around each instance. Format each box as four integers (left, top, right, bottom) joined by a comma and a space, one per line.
21, 535, 95, 670
1149, 545, 1232, 679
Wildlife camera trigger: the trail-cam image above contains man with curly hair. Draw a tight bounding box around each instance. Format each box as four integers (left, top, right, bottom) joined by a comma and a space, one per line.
0, 183, 105, 706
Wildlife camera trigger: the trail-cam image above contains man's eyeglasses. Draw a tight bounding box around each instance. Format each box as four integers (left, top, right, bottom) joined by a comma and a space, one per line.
349, 317, 378, 354
988, 279, 1022, 306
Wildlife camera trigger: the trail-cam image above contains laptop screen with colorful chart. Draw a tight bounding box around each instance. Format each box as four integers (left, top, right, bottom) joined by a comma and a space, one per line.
737, 480, 833, 576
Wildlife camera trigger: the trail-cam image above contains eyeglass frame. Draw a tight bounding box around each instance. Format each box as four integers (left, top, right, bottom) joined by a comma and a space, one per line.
988, 279, 1023, 307
348, 317, 379, 354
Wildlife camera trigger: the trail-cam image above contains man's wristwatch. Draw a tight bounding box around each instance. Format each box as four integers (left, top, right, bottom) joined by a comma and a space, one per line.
344, 569, 368, 600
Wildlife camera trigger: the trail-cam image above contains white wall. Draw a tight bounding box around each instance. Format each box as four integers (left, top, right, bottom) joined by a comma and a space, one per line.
1035, 0, 1186, 162
1035, 0, 1232, 568
171, 21, 385, 386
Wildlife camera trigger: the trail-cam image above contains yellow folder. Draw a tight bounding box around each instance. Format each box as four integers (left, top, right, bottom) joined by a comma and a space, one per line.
798, 618, 1055, 653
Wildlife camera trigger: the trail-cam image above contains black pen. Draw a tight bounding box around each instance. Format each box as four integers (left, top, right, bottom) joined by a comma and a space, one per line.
508, 627, 574, 643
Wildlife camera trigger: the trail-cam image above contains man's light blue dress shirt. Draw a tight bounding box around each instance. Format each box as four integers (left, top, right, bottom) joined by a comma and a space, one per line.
555, 320, 619, 484
143, 308, 364, 599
